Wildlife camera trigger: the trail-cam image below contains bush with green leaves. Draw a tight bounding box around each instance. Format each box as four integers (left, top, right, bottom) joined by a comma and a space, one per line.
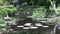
0, 8, 8, 17
56, 6, 60, 16
0, 19, 5, 24
0, 0, 17, 17
3, 7, 17, 15
0, 6, 18, 17
48, 17, 60, 25
32, 7, 46, 22
0, 0, 10, 6
55, 17, 60, 22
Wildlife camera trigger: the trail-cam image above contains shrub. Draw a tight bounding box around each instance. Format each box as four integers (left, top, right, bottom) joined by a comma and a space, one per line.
0, 19, 5, 24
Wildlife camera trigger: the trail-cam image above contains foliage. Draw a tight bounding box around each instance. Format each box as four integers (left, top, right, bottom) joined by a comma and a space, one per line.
3, 7, 17, 14
0, 6, 7, 17
26, 0, 51, 6
0, 19, 5, 24
0, 0, 60, 25
55, 17, 60, 22
56, 7, 60, 16
32, 7, 46, 21
0, 0, 18, 17
0, 0, 10, 6
0, 6, 17, 17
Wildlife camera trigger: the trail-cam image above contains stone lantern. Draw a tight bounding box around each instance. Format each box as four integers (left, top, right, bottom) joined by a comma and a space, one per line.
4, 15, 12, 24
4, 15, 12, 34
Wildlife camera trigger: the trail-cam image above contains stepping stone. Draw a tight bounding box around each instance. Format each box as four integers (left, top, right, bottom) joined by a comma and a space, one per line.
23, 27, 30, 29
30, 27, 38, 29
35, 23, 43, 27
42, 26, 49, 28
17, 25, 24, 27
24, 23, 32, 26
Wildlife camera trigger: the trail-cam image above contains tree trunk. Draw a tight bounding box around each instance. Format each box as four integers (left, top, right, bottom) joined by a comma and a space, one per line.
50, 1, 57, 14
